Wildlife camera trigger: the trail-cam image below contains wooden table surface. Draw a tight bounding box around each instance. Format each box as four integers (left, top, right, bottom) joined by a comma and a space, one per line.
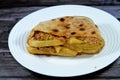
0, 5, 120, 80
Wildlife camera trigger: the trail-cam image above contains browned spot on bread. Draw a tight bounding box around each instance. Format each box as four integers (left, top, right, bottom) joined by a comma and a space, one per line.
91, 31, 96, 34
65, 26, 70, 29
71, 32, 76, 35
52, 29, 59, 32
79, 24, 83, 27
36, 47, 39, 50
63, 36, 67, 38
79, 28, 85, 31
60, 18, 65, 22
64, 25, 70, 29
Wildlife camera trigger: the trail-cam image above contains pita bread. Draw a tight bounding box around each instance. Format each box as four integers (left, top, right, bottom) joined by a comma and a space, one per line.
27, 16, 105, 57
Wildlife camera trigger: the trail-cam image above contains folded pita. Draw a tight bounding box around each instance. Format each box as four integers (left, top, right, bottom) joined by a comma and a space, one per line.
27, 16, 105, 57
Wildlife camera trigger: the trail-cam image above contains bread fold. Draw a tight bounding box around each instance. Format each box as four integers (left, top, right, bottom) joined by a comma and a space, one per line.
27, 16, 104, 57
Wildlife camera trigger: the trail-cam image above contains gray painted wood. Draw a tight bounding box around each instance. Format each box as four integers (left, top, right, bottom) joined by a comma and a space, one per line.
0, 6, 120, 20
0, 0, 120, 8
0, 6, 120, 79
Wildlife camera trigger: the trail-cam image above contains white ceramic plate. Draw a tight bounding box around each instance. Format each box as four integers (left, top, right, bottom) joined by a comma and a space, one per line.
8, 5, 120, 77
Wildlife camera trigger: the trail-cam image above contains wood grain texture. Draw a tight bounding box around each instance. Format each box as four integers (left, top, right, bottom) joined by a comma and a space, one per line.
0, 6, 120, 80
0, 0, 120, 8
0, 6, 120, 20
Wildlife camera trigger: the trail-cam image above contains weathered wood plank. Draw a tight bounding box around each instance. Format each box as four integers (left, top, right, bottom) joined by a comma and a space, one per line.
94, 6, 120, 19
0, 20, 16, 45
0, 6, 120, 20
0, 78, 51, 80
3, 78, 111, 80
0, 0, 120, 8
113, 0, 120, 4
0, 7, 44, 19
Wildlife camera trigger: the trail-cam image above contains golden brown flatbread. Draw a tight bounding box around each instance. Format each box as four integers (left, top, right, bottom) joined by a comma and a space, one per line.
27, 16, 105, 57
